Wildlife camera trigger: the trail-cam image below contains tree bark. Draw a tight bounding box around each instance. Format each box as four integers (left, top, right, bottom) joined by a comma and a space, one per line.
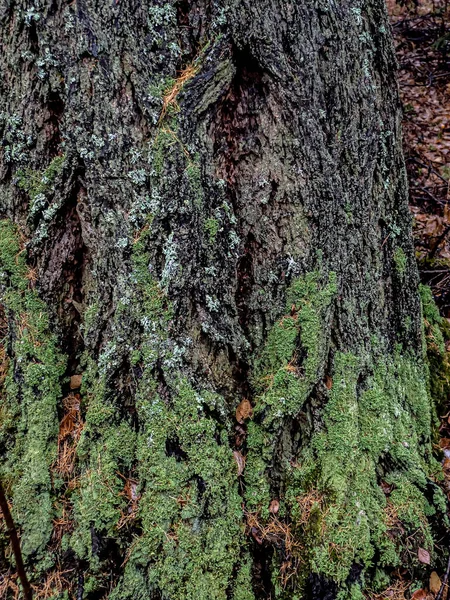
0, 0, 446, 599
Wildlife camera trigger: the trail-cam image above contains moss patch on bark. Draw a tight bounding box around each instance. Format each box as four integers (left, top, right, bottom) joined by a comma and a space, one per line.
0, 219, 66, 561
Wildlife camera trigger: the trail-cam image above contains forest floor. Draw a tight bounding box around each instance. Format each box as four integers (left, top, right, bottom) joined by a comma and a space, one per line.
388, 0, 450, 312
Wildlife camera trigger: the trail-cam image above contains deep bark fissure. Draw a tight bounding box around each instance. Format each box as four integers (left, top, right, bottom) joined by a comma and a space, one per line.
45, 90, 64, 159
36, 170, 90, 371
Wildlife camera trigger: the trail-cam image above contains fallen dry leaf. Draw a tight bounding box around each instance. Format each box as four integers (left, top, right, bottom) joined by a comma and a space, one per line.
233, 450, 246, 476
411, 590, 427, 600
70, 374, 82, 390
236, 399, 253, 424
430, 571, 441, 595
235, 424, 246, 447
380, 480, 394, 495
324, 375, 333, 390
418, 547, 431, 565
269, 499, 280, 514
250, 527, 263, 545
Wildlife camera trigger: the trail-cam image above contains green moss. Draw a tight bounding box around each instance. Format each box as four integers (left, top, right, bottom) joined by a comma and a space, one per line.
420, 284, 445, 353
112, 229, 251, 598
185, 158, 204, 208
119, 377, 245, 600
0, 219, 66, 559
1, 206, 442, 599
82, 301, 99, 334
282, 345, 437, 595
148, 76, 176, 101
204, 217, 219, 244
241, 269, 440, 597
72, 215, 253, 599
152, 126, 177, 176
69, 346, 137, 559
393, 247, 407, 276
245, 271, 337, 513
420, 284, 450, 410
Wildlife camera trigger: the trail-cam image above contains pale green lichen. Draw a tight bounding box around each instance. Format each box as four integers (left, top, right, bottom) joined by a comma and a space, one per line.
185, 158, 204, 208
16, 154, 65, 217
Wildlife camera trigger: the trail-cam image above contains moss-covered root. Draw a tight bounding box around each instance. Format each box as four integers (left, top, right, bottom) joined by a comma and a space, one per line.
243, 271, 445, 598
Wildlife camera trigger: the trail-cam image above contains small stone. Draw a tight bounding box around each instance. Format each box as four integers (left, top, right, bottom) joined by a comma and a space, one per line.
236, 399, 253, 424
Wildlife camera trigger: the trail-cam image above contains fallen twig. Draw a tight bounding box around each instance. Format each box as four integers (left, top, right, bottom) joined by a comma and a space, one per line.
0, 479, 32, 600
436, 552, 450, 600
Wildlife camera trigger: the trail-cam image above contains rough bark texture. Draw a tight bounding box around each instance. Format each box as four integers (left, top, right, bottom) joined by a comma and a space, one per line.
0, 0, 447, 599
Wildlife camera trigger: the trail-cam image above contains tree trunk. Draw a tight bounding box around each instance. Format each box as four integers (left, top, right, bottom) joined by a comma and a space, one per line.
0, 0, 446, 599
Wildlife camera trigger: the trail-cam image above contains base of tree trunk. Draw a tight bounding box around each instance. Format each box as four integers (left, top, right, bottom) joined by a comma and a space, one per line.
1, 1, 449, 599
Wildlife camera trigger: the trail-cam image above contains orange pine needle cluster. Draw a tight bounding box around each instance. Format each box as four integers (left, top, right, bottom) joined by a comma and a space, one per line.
159, 63, 199, 123
55, 394, 83, 478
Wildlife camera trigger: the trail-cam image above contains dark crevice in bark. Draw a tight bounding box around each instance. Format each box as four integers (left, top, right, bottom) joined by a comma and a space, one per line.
304, 573, 338, 600
165, 435, 188, 462
26, 19, 39, 54
211, 43, 269, 366
251, 540, 276, 600
87, 529, 124, 600
228, 345, 252, 400
213, 44, 266, 191
236, 231, 257, 344
45, 90, 64, 159
209, 44, 285, 597
36, 169, 90, 373
269, 416, 303, 498
176, 0, 212, 63
114, 356, 139, 428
